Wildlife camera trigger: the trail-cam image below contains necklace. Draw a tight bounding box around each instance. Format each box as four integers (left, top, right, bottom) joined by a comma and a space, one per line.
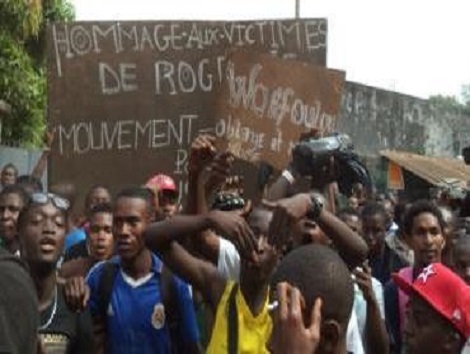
39, 286, 57, 330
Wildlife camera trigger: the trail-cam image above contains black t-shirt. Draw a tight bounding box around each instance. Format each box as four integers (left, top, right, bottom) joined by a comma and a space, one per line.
39, 284, 94, 354
64, 240, 88, 262
0, 249, 39, 354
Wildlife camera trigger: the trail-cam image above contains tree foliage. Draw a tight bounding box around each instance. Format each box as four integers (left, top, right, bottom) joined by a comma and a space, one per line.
429, 85, 470, 116
0, 0, 74, 147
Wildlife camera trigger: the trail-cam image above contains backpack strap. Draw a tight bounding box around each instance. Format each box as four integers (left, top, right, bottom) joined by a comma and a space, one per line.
398, 266, 413, 336
97, 261, 119, 321
227, 283, 239, 354
161, 265, 177, 329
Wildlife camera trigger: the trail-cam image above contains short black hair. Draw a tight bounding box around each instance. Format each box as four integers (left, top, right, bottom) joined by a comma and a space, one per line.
2, 163, 18, 176
361, 202, 386, 221
15, 175, 43, 193
89, 202, 113, 217
271, 244, 354, 329
84, 184, 111, 207
115, 187, 155, 216
0, 185, 30, 205
403, 200, 445, 236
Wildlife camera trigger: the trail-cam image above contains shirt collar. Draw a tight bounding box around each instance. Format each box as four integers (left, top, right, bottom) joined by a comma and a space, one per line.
113, 251, 163, 274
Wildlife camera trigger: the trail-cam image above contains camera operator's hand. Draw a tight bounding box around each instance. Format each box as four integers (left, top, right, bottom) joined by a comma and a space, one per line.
263, 193, 312, 250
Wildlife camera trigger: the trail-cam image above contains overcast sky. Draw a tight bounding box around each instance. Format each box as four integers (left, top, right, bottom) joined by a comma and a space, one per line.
71, 0, 470, 99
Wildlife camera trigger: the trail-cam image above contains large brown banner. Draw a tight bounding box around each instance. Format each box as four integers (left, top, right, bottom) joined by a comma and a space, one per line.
47, 20, 327, 204
215, 51, 345, 170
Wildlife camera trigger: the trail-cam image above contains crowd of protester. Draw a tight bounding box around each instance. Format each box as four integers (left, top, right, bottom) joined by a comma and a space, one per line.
1, 131, 470, 354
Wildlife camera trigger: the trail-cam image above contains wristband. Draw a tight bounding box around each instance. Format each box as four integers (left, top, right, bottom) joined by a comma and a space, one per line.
281, 169, 295, 185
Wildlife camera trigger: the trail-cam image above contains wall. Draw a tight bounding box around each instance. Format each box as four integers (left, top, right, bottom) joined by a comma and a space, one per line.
338, 81, 470, 157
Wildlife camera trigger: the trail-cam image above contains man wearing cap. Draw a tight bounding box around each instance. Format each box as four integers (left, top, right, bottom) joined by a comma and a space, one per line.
145, 174, 180, 221
393, 263, 470, 354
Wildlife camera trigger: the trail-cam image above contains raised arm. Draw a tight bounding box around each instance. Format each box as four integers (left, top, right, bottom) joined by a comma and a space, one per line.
266, 193, 368, 269
144, 211, 256, 309
31, 128, 55, 179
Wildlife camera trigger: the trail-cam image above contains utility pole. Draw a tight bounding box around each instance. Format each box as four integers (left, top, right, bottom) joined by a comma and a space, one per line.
295, 0, 300, 18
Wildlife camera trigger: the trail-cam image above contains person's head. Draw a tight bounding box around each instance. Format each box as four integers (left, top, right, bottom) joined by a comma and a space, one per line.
394, 263, 470, 354
240, 207, 279, 283
145, 174, 179, 221
347, 196, 359, 210
17, 193, 69, 272
87, 203, 114, 262
361, 202, 387, 257
113, 187, 154, 262
337, 207, 362, 234
271, 244, 354, 353
452, 235, 470, 285
1, 163, 18, 187
439, 206, 456, 238
381, 198, 395, 230
15, 175, 43, 194
0, 185, 30, 247
352, 182, 366, 201
84, 185, 111, 215
403, 200, 446, 268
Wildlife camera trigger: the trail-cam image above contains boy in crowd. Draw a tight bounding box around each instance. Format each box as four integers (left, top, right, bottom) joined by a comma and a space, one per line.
18, 192, 93, 353
0, 185, 30, 254
393, 263, 470, 354
269, 244, 354, 354
84, 187, 199, 353
145, 174, 180, 221
0, 163, 17, 189
144, 205, 276, 353
64, 185, 112, 253
452, 234, 470, 285
338, 207, 389, 354
385, 200, 446, 353
60, 203, 114, 279
361, 203, 406, 284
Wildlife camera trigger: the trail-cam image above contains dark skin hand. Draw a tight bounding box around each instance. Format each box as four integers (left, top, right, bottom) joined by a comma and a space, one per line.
353, 265, 389, 354
186, 134, 217, 214
271, 282, 322, 354
264, 193, 368, 268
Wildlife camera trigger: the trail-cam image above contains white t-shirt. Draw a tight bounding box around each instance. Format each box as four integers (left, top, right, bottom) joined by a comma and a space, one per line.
346, 309, 365, 354
217, 237, 240, 281
353, 276, 385, 341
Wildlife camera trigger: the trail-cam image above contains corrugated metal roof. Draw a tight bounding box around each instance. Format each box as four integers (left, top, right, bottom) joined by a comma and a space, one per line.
380, 150, 470, 189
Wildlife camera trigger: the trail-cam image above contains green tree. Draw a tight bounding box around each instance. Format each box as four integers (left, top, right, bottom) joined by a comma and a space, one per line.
429, 85, 470, 116
0, 0, 74, 147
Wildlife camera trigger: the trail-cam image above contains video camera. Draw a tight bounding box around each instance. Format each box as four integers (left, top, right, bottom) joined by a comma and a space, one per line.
291, 133, 372, 196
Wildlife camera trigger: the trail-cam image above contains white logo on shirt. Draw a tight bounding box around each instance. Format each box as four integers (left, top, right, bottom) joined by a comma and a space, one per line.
151, 303, 165, 330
